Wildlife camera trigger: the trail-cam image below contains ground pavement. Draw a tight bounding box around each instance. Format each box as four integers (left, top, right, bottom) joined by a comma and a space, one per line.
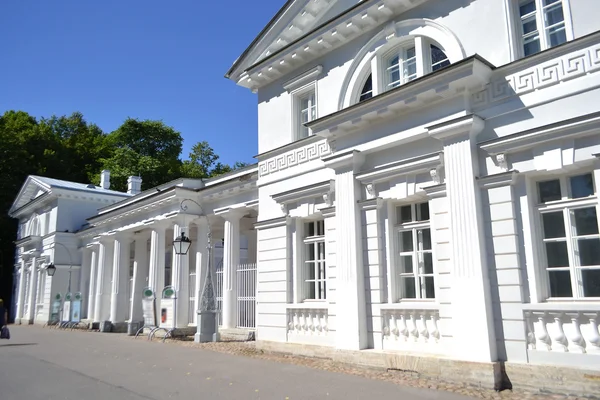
1, 325, 471, 400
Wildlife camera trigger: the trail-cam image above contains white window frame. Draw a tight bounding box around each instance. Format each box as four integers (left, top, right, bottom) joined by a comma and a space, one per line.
533, 171, 600, 300
390, 201, 435, 302
514, 0, 574, 58
291, 83, 317, 141
303, 219, 326, 301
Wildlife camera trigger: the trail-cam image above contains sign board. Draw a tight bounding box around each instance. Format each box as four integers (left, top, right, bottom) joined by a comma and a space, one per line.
50, 293, 62, 324
62, 300, 71, 322
159, 286, 176, 328
71, 292, 82, 323
141, 287, 157, 327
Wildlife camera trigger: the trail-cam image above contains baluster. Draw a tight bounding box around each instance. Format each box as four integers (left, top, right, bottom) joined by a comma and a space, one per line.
409, 313, 419, 341
536, 314, 552, 351
399, 314, 409, 340
288, 312, 294, 332
323, 314, 328, 333
382, 313, 390, 337
294, 312, 301, 332
301, 311, 308, 332
525, 312, 536, 350
316, 313, 322, 332
569, 314, 586, 353
391, 314, 399, 337
553, 314, 568, 352
419, 313, 429, 342
309, 312, 315, 332
430, 314, 440, 342
588, 316, 600, 352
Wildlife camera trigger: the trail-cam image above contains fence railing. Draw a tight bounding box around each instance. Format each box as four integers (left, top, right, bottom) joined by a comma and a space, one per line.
237, 263, 257, 329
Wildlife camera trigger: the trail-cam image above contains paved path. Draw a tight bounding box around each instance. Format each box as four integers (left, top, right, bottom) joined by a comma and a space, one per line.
0, 325, 473, 400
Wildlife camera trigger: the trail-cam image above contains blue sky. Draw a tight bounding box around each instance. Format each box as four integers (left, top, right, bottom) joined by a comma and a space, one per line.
0, 0, 284, 166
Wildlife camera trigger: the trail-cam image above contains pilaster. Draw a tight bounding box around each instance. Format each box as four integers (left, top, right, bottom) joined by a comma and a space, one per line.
428, 115, 497, 362
79, 248, 91, 319
322, 150, 368, 350
25, 255, 39, 324
110, 234, 131, 323
222, 210, 244, 329
94, 239, 114, 323
172, 222, 190, 328
130, 232, 150, 324
86, 246, 98, 321
15, 258, 27, 322
149, 222, 168, 301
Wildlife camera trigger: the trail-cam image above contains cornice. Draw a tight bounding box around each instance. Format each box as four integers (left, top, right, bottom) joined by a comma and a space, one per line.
283, 65, 323, 92
427, 114, 485, 141
477, 171, 520, 189
272, 180, 334, 205
423, 183, 447, 199
358, 197, 384, 211
322, 149, 364, 172
355, 152, 443, 184
254, 216, 291, 230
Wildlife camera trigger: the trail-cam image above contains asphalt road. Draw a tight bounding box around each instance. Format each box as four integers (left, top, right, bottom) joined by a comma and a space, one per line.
0, 325, 473, 400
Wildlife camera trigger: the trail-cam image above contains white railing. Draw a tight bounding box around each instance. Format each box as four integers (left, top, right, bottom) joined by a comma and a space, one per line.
237, 263, 256, 329
287, 307, 329, 336
524, 308, 600, 354
381, 308, 441, 351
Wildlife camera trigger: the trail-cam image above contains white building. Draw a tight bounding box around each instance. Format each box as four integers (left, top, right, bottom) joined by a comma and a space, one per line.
9, 0, 600, 393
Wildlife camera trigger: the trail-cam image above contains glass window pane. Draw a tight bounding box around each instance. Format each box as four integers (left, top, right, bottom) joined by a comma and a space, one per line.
406, 47, 416, 59
306, 222, 315, 237
400, 231, 413, 252
548, 270, 573, 297
524, 37, 541, 56
389, 55, 399, 67
522, 15, 538, 35
317, 242, 326, 260
423, 253, 433, 274
421, 229, 432, 251
543, 0, 561, 6
404, 58, 417, 79
307, 282, 315, 300
318, 262, 326, 279
359, 74, 373, 102
520, 0, 536, 16
545, 241, 569, 268
538, 179, 561, 202
542, 212, 566, 238
578, 239, 600, 266
544, 3, 564, 26
417, 202, 430, 221
402, 277, 416, 299
582, 269, 600, 297
570, 174, 594, 199
573, 207, 599, 236
423, 277, 435, 299
401, 255, 413, 274
307, 243, 315, 261
399, 205, 412, 224
548, 25, 567, 47
319, 281, 327, 300
317, 220, 325, 236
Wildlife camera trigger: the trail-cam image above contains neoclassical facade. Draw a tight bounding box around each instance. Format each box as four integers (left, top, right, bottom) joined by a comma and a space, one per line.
226, 0, 600, 376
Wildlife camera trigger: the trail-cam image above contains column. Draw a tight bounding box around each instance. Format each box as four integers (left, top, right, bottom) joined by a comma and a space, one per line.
86, 248, 98, 321
148, 223, 167, 301
194, 221, 209, 321
323, 150, 368, 350
110, 234, 130, 323
130, 232, 150, 324
79, 248, 91, 319
25, 255, 39, 323
222, 210, 243, 329
428, 115, 497, 362
94, 239, 114, 322
172, 222, 190, 328
15, 258, 27, 322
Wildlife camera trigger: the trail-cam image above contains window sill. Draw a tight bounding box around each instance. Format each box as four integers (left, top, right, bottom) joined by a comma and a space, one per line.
523, 302, 600, 313
287, 302, 328, 310
378, 301, 439, 311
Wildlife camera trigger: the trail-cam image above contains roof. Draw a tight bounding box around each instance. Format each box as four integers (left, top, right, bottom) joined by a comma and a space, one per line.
30, 176, 131, 197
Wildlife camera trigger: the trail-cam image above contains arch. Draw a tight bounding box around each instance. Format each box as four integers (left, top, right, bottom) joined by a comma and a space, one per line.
339, 18, 466, 110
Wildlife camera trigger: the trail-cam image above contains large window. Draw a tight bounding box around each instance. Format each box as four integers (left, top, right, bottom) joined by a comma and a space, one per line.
537, 172, 600, 298
518, 0, 568, 57
303, 220, 326, 300
394, 202, 434, 300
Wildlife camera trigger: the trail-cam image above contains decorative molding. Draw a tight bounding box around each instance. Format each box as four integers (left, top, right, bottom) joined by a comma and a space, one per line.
258, 140, 332, 177
272, 180, 334, 205
320, 206, 336, 218
423, 183, 447, 199
472, 41, 600, 108
427, 114, 484, 141
365, 183, 376, 199
477, 171, 519, 189
253, 216, 291, 230
358, 197, 384, 211
356, 152, 444, 184
495, 153, 508, 172
283, 65, 323, 92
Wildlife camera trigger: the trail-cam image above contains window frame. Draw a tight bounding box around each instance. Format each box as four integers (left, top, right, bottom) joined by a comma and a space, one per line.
302, 219, 327, 302
291, 82, 318, 141
391, 201, 436, 302
514, 0, 574, 58
533, 171, 600, 300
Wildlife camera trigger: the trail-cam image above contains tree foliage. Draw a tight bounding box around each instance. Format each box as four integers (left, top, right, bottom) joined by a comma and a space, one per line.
0, 110, 250, 320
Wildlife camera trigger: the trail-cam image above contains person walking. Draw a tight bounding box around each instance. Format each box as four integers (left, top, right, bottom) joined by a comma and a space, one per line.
0, 299, 9, 340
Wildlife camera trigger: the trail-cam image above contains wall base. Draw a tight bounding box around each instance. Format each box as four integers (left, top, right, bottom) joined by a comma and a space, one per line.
254, 341, 600, 398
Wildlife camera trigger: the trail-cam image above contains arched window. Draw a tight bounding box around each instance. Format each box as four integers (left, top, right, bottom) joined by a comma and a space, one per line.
359, 74, 373, 102
430, 44, 450, 72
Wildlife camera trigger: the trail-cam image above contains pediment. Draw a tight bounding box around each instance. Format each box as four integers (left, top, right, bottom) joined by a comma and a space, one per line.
9, 176, 51, 216
228, 0, 353, 79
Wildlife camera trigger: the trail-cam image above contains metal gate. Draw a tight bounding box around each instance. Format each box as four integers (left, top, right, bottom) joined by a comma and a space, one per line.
236, 263, 256, 329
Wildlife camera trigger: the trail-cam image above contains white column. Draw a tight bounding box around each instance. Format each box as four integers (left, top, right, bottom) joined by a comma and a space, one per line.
222, 211, 243, 329
171, 222, 190, 328
86, 248, 98, 321
324, 150, 368, 350
148, 223, 167, 301
130, 233, 150, 323
110, 235, 130, 323
194, 221, 209, 322
94, 240, 114, 322
15, 258, 27, 322
428, 115, 497, 362
25, 256, 39, 323
79, 248, 91, 318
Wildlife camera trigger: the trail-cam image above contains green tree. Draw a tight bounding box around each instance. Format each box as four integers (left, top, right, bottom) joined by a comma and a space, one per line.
180, 141, 251, 179
98, 118, 183, 191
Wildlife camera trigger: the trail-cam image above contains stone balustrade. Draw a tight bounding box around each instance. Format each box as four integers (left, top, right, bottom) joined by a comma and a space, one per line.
524, 308, 600, 354
287, 307, 329, 336
382, 308, 440, 344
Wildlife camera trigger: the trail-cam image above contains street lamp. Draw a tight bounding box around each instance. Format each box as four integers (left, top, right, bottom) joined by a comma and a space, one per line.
175, 198, 219, 343
46, 263, 57, 277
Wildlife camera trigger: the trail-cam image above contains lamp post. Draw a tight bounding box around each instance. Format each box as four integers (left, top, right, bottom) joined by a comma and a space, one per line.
172, 198, 219, 343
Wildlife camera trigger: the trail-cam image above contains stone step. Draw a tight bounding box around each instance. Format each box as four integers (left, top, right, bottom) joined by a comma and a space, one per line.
219, 328, 255, 342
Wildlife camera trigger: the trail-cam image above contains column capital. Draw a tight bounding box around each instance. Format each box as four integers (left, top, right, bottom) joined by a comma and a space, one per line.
322, 149, 364, 173
217, 208, 246, 222
427, 114, 484, 142
132, 230, 152, 241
